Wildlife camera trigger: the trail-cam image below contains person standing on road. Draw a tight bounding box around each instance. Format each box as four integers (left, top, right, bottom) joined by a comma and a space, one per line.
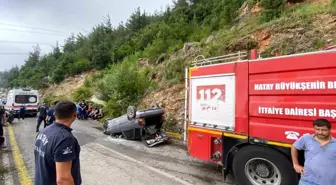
34, 100, 81, 185
46, 101, 58, 126
84, 101, 88, 119
291, 118, 336, 185
76, 103, 80, 119
36, 104, 48, 132
0, 105, 6, 148
78, 101, 84, 120
18, 104, 25, 120
80, 100, 87, 120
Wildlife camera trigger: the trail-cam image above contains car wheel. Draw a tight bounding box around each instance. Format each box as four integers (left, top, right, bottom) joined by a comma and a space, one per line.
127, 106, 137, 119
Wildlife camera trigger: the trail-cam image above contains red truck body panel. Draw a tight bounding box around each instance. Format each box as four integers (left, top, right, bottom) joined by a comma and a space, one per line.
189, 62, 249, 135
249, 51, 336, 144
187, 50, 336, 163
187, 128, 223, 162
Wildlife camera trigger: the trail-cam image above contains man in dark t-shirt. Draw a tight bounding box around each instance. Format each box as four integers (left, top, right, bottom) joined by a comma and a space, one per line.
46, 101, 58, 127
79, 101, 87, 120
36, 104, 48, 132
34, 100, 81, 185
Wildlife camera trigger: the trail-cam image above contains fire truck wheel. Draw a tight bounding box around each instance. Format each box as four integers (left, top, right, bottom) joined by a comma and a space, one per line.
232, 145, 298, 185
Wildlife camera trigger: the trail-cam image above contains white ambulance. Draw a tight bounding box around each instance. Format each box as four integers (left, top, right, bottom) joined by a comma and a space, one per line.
5, 88, 40, 117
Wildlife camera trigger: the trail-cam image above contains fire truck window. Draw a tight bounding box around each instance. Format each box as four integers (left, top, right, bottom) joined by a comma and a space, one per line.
15, 95, 37, 104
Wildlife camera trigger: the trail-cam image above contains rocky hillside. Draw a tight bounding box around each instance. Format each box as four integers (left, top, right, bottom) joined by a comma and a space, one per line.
139, 0, 336, 133
39, 70, 104, 105
1, 0, 336, 135
39, 74, 86, 100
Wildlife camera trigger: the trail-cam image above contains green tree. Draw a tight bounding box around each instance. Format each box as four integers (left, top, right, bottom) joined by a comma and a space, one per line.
260, 0, 286, 22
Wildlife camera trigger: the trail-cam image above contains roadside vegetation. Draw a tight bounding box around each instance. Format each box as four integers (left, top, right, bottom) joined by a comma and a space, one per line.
0, 167, 8, 175
0, 0, 335, 120
0, 150, 9, 176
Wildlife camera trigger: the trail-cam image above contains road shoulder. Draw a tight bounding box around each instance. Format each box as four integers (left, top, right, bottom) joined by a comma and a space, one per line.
1, 125, 14, 185
2, 124, 32, 185
8, 123, 33, 185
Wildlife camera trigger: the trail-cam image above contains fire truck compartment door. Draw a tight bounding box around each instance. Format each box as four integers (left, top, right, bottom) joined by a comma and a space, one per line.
189, 74, 235, 129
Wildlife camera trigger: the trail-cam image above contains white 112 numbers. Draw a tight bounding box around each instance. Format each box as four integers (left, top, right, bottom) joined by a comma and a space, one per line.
198, 88, 222, 101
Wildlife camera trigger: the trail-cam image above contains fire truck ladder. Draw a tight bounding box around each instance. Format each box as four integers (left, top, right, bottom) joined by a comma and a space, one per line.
191, 51, 248, 67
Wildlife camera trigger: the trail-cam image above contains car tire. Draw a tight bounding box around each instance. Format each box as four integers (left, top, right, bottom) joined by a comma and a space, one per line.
127, 106, 137, 119
232, 145, 298, 185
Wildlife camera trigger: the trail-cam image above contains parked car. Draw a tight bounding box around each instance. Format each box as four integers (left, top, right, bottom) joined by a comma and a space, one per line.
103, 105, 170, 147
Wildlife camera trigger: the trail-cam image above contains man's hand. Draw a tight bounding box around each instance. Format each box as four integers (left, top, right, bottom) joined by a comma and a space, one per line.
293, 164, 304, 174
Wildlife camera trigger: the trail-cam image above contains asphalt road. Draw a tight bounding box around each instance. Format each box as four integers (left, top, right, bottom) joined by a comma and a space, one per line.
2, 117, 234, 185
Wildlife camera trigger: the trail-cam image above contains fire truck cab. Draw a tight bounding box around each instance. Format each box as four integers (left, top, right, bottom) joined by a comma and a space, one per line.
185, 49, 336, 185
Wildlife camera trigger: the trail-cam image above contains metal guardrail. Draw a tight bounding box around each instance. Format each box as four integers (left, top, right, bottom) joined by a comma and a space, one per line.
191, 51, 248, 67
324, 45, 336, 50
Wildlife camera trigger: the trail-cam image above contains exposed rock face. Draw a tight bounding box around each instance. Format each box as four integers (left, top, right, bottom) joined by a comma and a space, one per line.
138, 58, 149, 66
206, 35, 215, 44
183, 42, 200, 53
138, 83, 185, 133
39, 71, 97, 101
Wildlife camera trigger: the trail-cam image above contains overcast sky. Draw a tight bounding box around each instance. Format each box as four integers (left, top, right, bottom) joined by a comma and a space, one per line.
0, 0, 172, 71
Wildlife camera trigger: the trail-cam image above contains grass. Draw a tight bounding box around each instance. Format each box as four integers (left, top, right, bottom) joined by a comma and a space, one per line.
286, 3, 327, 19
163, 57, 186, 85
0, 167, 8, 174
331, 2, 336, 15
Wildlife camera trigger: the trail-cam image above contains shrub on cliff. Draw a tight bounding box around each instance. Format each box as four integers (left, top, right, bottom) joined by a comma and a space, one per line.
95, 54, 154, 118
42, 95, 68, 106
260, 0, 287, 22
72, 86, 93, 102
163, 58, 187, 84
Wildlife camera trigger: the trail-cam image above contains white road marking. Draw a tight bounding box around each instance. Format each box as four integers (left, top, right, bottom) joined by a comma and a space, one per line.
95, 143, 193, 185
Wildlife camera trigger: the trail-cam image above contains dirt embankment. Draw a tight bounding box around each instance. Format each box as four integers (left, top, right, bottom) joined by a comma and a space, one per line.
39, 70, 98, 101
139, 83, 185, 133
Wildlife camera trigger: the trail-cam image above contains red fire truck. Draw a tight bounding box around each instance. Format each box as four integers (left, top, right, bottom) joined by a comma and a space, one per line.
184, 48, 336, 185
